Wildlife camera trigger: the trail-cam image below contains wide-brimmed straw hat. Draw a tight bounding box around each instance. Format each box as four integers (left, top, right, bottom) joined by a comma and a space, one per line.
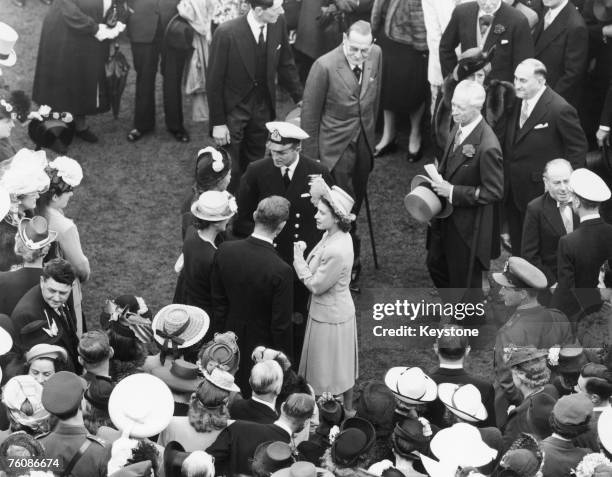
152, 304, 210, 351
152, 359, 203, 393
384, 367, 437, 404
190, 190, 237, 222
0, 23, 17, 67
108, 373, 174, 438
430, 422, 497, 468
308, 176, 356, 222
437, 383, 487, 423
404, 175, 453, 223
18, 216, 57, 250
204, 366, 240, 393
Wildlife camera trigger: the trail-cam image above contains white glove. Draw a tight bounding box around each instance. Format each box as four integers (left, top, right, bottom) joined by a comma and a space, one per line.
94, 24, 110, 41
105, 22, 125, 40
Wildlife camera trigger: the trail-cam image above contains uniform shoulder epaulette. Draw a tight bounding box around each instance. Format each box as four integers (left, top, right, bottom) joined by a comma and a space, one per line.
86, 435, 106, 447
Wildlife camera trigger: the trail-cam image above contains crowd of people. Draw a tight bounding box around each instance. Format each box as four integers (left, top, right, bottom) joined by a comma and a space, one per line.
3, 0, 612, 475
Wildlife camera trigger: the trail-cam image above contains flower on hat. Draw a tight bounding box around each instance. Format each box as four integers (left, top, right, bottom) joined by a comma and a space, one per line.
573, 453, 612, 477
60, 112, 73, 123
38, 105, 52, 117
548, 346, 561, 367
418, 417, 433, 437
49, 156, 83, 187
0, 99, 13, 113
227, 193, 238, 214
198, 147, 225, 173
328, 425, 340, 445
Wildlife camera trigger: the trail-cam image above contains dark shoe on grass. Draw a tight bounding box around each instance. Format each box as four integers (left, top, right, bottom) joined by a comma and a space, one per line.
127, 129, 144, 142
75, 128, 98, 143
171, 129, 190, 143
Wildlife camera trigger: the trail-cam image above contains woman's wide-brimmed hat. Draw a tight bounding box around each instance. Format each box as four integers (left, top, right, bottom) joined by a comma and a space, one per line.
152, 358, 203, 393
0, 22, 17, 67
191, 190, 237, 222
437, 383, 488, 423
340, 417, 376, 452
594, 0, 612, 22
198, 331, 240, 376
308, 176, 356, 222
384, 367, 437, 404
252, 441, 295, 476
598, 407, 612, 453
152, 304, 210, 350
404, 175, 453, 223
18, 216, 57, 250
108, 373, 174, 438
25, 343, 67, 364
204, 366, 241, 393
430, 422, 498, 468
0, 149, 49, 196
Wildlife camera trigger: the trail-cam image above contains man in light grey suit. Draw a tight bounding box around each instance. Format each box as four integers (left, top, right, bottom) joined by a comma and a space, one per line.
300, 20, 382, 288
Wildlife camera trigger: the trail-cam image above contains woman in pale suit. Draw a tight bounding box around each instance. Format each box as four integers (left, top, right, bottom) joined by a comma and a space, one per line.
293, 179, 358, 412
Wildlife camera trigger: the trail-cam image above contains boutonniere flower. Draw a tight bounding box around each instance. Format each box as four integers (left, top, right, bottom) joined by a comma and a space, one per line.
493, 24, 505, 34
462, 144, 476, 157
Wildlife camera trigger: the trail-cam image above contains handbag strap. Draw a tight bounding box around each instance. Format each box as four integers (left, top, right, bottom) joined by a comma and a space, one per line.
62, 439, 92, 477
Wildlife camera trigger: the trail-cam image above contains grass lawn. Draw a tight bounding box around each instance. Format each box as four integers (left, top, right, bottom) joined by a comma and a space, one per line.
3, 3, 507, 384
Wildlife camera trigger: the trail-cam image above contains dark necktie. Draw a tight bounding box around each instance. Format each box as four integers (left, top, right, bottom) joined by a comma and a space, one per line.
258, 25, 265, 48
479, 14, 493, 36
59, 306, 75, 335
283, 168, 291, 189
352, 65, 362, 83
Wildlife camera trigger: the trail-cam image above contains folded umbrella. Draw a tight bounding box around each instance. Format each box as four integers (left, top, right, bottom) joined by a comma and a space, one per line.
105, 43, 130, 119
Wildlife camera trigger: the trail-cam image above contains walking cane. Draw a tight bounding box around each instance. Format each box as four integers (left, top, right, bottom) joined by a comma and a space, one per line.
364, 190, 379, 269
465, 206, 484, 291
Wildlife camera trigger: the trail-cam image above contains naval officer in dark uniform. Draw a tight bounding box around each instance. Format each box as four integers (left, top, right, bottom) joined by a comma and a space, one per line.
37, 371, 109, 477
233, 121, 332, 363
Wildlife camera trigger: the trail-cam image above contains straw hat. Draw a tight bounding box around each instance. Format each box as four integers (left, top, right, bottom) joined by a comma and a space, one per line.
152, 304, 210, 350
308, 176, 356, 222
108, 373, 174, 438
25, 343, 67, 364
384, 367, 437, 404
404, 175, 453, 223
437, 383, 487, 423
429, 422, 497, 468
204, 366, 240, 393
0, 23, 17, 67
190, 190, 237, 222
0, 150, 50, 197
18, 216, 57, 250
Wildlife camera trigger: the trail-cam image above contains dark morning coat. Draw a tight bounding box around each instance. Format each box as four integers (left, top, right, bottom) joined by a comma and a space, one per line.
126, 0, 178, 43
439, 1, 534, 83
210, 237, 293, 393
432, 118, 504, 270
503, 87, 587, 214
554, 218, 612, 314
32, 0, 111, 115
228, 397, 278, 424
206, 15, 303, 128
521, 192, 579, 286
533, 2, 588, 108
233, 156, 332, 264
206, 420, 290, 476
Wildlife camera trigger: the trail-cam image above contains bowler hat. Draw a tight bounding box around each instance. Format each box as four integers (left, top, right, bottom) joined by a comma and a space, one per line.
594, 0, 612, 22
18, 216, 57, 250
251, 441, 295, 476
404, 175, 453, 223
152, 359, 203, 393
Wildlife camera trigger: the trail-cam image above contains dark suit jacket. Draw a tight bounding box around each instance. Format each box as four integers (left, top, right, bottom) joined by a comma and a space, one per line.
521, 193, 579, 285
211, 237, 293, 393
503, 87, 587, 212
439, 1, 534, 82
234, 156, 332, 264
126, 0, 178, 43
541, 436, 590, 477
426, 366, 496, 429
301, 45, 382, 171
228, 397, 278, 424
207, 15, 302, 127
11, 285, 80, 372
533, 2, 588, 108
433, 118, 504, 268
206, 420, 290, 476
554, 217, 612, 313
0, 268, 42, 316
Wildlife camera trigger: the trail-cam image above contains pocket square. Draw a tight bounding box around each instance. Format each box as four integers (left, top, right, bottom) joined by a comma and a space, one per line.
534, 122, 548, 129
501, 39, 509, 45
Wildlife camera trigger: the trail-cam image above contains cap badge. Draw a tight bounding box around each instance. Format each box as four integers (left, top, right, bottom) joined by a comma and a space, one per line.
271, 129, 282, 142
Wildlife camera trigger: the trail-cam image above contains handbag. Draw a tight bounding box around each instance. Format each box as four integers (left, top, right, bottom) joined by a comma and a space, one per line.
164, 14, 195, 51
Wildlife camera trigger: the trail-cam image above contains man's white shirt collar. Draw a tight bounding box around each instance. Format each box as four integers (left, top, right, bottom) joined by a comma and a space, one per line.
281, 155, 300, 180
457, 114, 482, 141
581, 213, 601, 222
251, 233, 274, 244
252, 396, 277, 412
247, 10, 266, 43
546, 0, 568, 25
523, 86, 546, 117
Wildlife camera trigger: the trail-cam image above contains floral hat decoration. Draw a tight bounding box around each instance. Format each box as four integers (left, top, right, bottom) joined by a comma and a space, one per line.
27, 105, 75, 154
0, 90, 31, 123
47, 156, 83, 195
307, 175, 356, 223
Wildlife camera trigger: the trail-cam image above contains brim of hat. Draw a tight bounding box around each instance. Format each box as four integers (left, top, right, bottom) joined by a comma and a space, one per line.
0, 50, 16, 67
406, 175, 453, 221
151, 366, 203, 393
437, 383, 487, 423
431, 433, 497, 467
420, 455, 457, 477
190, 202, 236, 222
598, 408, 612, 453
492, 272, 515, 288
508, 350, 548, 368
270, 466, 327, 477
164, 441, 188, 476
152, 304, 210, 349
25, 347, 67, 364
0, 326, 12, 356
18, 219, 58, 250
594, 3, 612, 22
384, 367, 438, 404
0, 189, 9, 222
204, 372, 241, 393
108, 373, 174, 438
